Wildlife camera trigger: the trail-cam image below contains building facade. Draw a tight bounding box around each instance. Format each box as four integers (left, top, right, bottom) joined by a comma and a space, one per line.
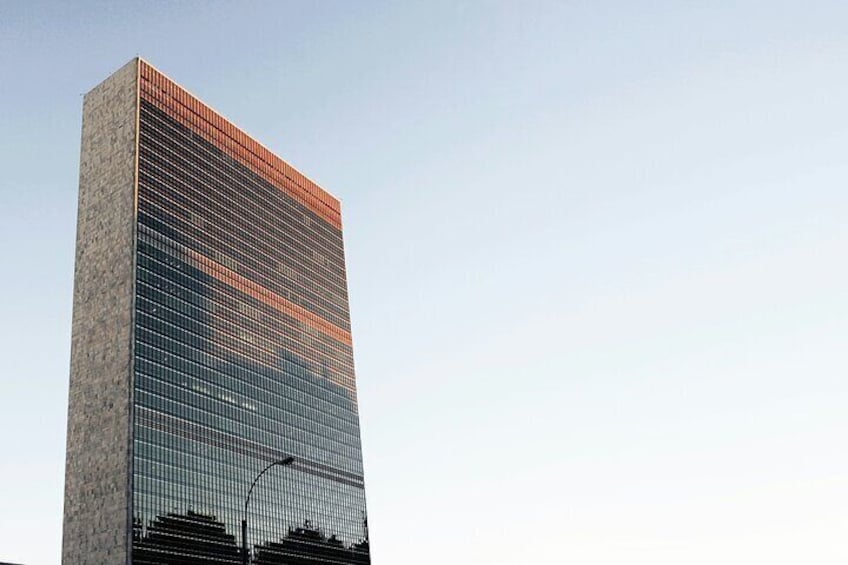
63, 58, 371, 564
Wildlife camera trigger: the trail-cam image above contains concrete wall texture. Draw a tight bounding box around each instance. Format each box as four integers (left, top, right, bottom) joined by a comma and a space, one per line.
62, 58, 138, 565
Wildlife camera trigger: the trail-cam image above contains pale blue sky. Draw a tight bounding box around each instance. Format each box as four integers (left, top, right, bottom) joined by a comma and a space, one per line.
1, 1, 848, 563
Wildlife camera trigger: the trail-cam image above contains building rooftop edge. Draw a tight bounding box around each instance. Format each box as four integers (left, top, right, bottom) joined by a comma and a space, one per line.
136, 57, 342, 207
87, 57, 341, 208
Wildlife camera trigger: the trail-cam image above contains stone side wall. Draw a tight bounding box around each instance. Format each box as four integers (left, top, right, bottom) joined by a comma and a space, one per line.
62, 58, 138, 565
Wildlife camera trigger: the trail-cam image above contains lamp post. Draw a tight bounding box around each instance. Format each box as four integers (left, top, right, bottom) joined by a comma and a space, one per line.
242, 456, 295, 565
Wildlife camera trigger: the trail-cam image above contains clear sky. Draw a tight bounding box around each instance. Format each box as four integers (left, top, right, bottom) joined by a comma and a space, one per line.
1, 1, 847, 563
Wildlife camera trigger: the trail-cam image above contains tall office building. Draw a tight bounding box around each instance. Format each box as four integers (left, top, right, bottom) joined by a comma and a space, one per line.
63, 59, 371, 564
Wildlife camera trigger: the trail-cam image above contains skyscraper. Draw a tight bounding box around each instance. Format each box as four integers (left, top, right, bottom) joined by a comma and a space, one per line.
63, 58, 371, 564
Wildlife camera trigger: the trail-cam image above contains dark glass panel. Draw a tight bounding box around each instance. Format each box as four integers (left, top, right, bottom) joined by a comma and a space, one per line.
132, 83, 370, 564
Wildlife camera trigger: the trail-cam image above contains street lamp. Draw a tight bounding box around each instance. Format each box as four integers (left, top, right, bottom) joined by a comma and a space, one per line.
242, 456, 295, 565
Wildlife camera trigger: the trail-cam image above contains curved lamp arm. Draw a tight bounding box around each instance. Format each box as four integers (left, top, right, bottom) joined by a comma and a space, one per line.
244, 456, 295, 519
242, 456, 295, 565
